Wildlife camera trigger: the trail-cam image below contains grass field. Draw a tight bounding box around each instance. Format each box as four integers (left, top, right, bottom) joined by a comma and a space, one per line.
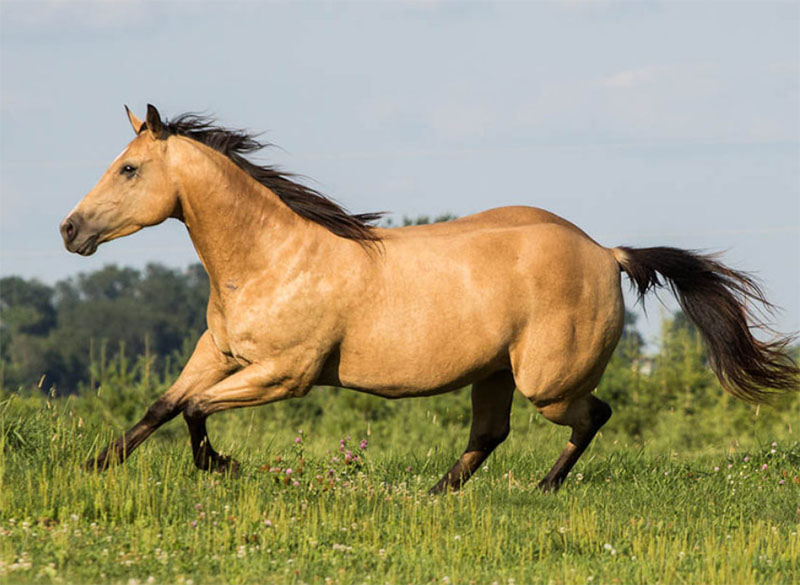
1, 383, 798, 584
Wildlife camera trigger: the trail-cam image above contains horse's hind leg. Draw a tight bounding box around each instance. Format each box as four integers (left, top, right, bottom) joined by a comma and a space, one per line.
430, 370, 515, 494
536, 393, 612, 492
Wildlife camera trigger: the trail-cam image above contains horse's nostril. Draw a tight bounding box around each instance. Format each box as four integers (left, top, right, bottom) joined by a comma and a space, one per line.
60, 217, 79, 243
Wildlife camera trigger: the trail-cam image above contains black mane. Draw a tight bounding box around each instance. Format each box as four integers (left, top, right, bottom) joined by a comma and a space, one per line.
163, 114, 383, 244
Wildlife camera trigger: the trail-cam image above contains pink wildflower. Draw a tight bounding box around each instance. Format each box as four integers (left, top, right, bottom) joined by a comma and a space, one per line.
359, 439, 368, 450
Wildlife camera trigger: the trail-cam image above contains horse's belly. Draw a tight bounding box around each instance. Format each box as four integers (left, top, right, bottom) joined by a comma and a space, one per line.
333, 310, 513, 396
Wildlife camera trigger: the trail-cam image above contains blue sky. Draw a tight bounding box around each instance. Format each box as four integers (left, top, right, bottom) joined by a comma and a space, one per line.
1, 1, 798, 343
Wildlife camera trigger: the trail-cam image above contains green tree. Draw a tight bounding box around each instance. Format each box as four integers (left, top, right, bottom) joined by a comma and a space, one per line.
0, 277, 57, 389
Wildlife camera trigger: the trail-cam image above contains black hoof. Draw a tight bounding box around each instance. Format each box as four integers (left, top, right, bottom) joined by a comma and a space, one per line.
214, 456, 241, 477
537, 478, 563, 493
84, 457, 102, 472
200, 454, 241, 477
429, 478, 462, 495
85, 449, 115, 472
428, 484, 446, 496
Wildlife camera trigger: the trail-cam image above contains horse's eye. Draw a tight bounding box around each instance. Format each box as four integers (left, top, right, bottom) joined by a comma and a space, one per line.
120, 164, 137, 177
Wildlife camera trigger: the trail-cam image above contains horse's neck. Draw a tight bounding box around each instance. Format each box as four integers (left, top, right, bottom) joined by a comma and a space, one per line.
173, 143, 321, 288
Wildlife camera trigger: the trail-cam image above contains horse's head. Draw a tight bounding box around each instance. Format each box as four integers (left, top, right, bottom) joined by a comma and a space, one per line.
60, 105, 180, 256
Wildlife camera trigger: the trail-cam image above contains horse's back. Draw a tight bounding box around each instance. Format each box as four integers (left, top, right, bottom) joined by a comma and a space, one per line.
378, 205, 597, 242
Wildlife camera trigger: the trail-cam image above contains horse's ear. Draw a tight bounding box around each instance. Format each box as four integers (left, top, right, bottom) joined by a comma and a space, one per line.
124, 105, 145, 135
145, 104, 164, 137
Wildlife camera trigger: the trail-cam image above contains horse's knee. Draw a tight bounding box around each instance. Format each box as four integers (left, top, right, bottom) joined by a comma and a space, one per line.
182, 398, 208, 423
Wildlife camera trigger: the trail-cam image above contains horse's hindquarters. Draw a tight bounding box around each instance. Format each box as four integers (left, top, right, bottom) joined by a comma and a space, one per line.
510, 241, 624, 406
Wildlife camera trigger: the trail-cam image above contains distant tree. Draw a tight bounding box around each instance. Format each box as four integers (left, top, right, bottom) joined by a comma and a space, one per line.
0, 277, 57, 389
0, 277, 56, 336
656, 310, 716, 412
401, 213, 458, 226
382, 213, 458, 227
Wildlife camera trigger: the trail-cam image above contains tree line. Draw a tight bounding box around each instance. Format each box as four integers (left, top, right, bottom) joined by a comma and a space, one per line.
1, 263, 209, 393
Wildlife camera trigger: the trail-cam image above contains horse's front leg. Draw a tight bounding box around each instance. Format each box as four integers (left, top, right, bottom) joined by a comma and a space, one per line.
86, 331, 237, 471
182, 364, 311, 473
182, 410, 239, 474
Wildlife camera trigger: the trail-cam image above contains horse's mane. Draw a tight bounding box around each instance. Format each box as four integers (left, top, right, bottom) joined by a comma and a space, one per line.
163, 114, 383, 244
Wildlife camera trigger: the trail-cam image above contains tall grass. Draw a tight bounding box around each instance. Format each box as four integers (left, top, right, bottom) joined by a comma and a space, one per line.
0, 336, 798, 584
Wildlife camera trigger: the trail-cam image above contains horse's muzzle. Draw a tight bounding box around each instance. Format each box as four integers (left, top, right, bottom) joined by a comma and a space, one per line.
60, 213, 98, 256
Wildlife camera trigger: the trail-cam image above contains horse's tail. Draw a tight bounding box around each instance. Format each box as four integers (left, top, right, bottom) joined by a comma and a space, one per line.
612, 246, 799, 403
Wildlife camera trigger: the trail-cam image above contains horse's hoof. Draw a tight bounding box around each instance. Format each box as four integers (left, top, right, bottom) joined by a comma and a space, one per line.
537, 478, 562, 493
85, 451, 111, 472
213, 456, 241, 477
428, 480, 459, 495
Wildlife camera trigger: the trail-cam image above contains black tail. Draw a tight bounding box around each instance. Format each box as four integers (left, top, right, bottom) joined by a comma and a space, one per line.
615, 246, 799, 403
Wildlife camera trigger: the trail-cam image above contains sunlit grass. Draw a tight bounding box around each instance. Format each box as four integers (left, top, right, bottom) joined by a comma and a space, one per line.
1, 388, 798, 584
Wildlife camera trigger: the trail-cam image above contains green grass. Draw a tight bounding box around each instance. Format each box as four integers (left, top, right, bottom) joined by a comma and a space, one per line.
1, 387, 798, 584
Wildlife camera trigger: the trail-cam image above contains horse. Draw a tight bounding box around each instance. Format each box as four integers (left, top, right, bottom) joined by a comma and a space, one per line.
60, 105, 799, 493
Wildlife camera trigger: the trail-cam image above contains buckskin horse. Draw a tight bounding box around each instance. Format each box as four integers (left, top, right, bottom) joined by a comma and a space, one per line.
60, 105, 799, 492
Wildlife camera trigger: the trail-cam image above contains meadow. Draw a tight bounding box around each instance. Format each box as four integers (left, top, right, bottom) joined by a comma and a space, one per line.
1, 342, 798, 585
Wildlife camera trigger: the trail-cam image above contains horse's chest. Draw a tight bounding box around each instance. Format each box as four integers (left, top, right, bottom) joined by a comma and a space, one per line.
209, 273, 335, 369
214, 303, 319, 367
